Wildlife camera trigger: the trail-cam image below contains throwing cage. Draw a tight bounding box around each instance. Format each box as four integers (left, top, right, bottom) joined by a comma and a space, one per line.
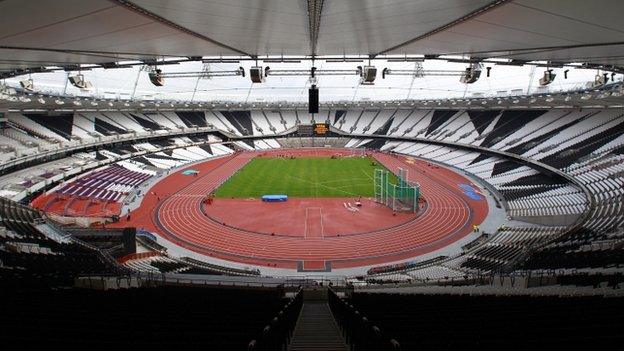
374, 168, 420, 213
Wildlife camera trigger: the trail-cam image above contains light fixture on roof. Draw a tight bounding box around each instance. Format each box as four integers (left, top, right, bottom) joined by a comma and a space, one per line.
55, 99, 65, 105
460, 63, 482, 84
108, 101, 114, 107
73, 99, 82, 106
68, 73, 94, 91
589, 72, 608, 88
91, 101, 99, 106
539, 69, 556, 86
250, 66, 265, 83
37, 97, 46, 104
382, 61, 482, 84
18, 95, 31, 103
358, 65, 377, 85
149, 68, 164, 86
19, 78, 36, 92
264, 64, 362, 82
139, 102, 146, 107
545, 96, 554, 102
149, 65, 245, 86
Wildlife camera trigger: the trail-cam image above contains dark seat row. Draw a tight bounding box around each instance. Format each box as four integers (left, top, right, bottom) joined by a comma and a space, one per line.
347, 292, 624, 349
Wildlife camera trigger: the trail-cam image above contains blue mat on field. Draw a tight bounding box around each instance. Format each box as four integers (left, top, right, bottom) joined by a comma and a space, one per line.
182, 169, 199, 176
262, 195, 288, 202
459, 184, 483, 200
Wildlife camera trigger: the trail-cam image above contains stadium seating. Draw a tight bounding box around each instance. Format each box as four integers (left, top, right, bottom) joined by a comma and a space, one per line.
0, 285, 286, 348
0, 197, 120, 287
2, 106, 624, 281
347, 292, 624, 349
122, 252, 261, 276
2, 3, 624, 349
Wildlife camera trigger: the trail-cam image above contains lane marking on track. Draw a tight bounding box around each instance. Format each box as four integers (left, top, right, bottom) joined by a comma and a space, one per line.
304, 207, 324, 239
149, 151, 487, 267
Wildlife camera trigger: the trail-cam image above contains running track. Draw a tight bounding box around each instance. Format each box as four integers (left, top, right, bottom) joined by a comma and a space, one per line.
116, 149, 488, 271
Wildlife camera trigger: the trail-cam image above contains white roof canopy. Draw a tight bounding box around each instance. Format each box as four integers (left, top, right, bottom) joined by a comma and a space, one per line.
0, 0, 623, 76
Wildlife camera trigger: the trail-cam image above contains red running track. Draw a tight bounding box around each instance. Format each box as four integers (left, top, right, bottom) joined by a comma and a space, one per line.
204, 197, 420, 237
113, 149, 488, 271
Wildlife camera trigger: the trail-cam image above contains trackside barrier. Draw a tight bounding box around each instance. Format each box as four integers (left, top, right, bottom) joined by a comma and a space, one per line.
248, 287, 303, 351
328, 288, 401, 351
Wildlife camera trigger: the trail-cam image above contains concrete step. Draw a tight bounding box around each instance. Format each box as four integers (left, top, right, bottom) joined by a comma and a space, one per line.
289, 302, 347, 351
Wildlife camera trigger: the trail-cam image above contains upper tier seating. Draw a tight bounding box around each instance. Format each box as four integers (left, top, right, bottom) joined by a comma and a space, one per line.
2, 108, 624, 278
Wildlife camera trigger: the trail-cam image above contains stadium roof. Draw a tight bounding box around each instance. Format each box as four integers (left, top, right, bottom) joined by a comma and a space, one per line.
1, 0, 624, 77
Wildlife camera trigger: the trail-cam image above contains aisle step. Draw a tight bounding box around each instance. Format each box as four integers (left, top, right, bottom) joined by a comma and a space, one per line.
289, 301, 347, 351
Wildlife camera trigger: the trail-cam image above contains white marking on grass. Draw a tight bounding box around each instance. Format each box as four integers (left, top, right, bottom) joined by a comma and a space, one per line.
261, 172, 362, 197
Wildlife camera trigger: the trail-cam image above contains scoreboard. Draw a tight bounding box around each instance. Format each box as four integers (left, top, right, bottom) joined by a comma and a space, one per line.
313, 123, 329, 135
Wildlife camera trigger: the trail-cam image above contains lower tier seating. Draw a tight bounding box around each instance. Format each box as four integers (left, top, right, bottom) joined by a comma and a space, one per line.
0, 286, 285, 348
348, 292, 624, 349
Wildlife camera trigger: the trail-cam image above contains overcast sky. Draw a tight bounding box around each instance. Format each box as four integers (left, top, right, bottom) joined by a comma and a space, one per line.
6, 59, 616, 103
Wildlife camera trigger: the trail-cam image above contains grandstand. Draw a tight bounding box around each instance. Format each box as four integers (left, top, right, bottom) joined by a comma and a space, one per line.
1, 0, 623, 349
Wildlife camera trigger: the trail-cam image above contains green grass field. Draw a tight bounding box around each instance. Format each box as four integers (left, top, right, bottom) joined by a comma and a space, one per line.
214, 156, 396, 198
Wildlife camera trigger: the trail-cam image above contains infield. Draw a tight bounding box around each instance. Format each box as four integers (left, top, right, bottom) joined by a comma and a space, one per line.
214, 156, 397, 198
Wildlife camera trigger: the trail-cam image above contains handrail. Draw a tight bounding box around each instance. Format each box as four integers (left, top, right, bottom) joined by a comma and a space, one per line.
248, 287, 303, 351
328, 287, 401, 351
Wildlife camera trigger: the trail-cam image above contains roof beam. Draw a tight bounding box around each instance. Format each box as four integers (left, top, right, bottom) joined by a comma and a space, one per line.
108, 0, 253, 57
307, 0, 325, 57
373, 0, 513, 56
447, 40, 624, 58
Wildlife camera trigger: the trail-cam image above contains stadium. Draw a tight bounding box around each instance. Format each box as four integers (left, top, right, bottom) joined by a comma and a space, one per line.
1, 0, 623, 349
